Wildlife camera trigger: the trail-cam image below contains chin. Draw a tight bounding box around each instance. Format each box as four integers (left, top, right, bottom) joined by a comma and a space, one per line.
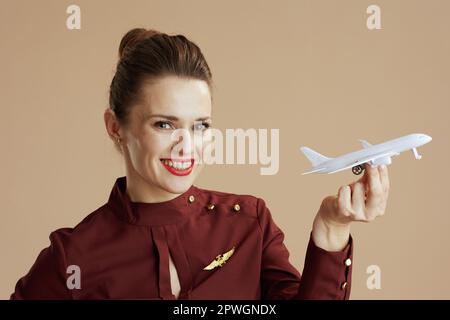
161, 181, 193, 195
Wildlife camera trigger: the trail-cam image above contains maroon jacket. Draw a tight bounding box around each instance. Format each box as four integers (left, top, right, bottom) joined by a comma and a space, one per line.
11, 176, 353, 300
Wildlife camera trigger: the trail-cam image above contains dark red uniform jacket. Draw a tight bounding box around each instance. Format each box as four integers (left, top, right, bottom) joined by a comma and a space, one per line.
11, 176, 353, 299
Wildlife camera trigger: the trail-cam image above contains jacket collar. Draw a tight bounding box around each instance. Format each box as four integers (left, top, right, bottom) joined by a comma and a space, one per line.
107, 176, 201, 226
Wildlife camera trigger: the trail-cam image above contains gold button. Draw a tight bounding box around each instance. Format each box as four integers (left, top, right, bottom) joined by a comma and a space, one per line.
188, 195, 195, 203
341, 281, 348, 290
233, 204, 240, 212
207, 203, 215, 211
345, 258, 352, 267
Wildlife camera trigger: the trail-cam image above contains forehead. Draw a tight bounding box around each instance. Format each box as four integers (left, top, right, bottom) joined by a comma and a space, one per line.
135, 75, 212, 120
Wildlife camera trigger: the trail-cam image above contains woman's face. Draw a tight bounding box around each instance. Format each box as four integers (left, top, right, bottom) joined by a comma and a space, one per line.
116, 75, 212, 200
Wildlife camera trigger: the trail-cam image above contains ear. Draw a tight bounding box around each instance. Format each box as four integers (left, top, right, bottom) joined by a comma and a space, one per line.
104, 108, 121, 141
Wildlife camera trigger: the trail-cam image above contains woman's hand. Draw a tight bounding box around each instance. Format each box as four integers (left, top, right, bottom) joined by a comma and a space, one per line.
311, 163, 390, 251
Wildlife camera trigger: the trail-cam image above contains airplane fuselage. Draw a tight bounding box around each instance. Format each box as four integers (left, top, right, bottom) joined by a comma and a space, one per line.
312, 134, 431, 173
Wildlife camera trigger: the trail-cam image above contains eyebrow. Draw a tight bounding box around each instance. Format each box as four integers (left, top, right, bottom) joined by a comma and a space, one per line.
142, 114, 212, 122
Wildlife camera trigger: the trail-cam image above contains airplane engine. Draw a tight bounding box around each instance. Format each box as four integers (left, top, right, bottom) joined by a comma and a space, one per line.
371, 156, 392, 166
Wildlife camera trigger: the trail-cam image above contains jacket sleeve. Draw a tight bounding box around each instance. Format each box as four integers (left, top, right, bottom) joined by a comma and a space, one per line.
10, 230, 73, 299
257, 197, 353, 300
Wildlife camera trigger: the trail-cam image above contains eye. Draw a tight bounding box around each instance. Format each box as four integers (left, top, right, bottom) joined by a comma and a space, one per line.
193, 122, 211, 131
154, 121, 173, 130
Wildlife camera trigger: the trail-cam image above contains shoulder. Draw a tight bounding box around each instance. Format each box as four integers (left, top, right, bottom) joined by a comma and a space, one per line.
192, 185, 270, 220
46, 203, 117, 256
10, 205, 114, 299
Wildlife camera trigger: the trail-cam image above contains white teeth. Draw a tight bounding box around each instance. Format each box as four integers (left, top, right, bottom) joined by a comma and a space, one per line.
161, 159, 192, 170
182, 162, 191, 169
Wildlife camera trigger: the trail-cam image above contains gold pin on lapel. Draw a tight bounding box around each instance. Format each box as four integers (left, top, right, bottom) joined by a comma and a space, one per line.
203, 246, 236, 271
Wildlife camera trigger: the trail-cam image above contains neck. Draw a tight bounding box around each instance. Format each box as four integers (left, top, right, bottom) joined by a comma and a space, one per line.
125, 171, 181, 203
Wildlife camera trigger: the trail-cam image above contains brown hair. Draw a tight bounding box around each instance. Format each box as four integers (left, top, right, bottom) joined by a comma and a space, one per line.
109, 28, 213, 132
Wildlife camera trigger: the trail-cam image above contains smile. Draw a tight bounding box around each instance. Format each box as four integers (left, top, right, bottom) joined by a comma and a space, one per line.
160, 158, 194, 176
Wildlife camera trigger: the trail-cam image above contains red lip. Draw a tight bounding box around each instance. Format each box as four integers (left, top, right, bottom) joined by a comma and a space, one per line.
160, 158, 194, 177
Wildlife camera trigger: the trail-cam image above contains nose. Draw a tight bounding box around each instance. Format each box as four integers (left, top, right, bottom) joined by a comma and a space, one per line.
171, 129, 195, 158
178, 135, 194, 156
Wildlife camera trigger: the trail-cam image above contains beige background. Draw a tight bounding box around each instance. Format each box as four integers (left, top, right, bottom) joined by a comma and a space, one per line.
1, 0, 449, 299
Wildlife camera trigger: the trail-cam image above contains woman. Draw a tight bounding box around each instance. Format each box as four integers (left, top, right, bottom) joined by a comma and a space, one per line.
11, 28, 389, 300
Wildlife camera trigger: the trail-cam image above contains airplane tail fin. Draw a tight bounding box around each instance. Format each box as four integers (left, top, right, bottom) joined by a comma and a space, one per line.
300, 147, 331, 167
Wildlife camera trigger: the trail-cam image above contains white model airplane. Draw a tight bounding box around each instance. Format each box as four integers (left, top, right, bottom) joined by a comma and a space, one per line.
301, 133, 432, 175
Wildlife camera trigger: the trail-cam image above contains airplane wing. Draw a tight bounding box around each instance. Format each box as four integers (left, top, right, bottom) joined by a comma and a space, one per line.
301, 167, 327, 175
358, 139, 372, 148
326, 150, 399, 174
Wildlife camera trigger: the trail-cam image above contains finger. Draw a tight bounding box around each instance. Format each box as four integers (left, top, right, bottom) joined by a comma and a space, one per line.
356, 168, 367, 185
366, 163, 380, 191
361, 165, 370, 197
351, 182, 366, 220
338, 185, 352, 216
378, 165, 390, 193
366, 164, 383, 210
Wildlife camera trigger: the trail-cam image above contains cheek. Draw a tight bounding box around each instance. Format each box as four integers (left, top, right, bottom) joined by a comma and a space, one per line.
191, 136, 202, 158
195, 133, 213, 160
139, 133, 172, 160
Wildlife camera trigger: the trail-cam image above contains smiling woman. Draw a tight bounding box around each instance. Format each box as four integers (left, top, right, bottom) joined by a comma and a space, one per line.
10, 27, 389, 300
107, 73, 213, 200
105, 28, 214, 200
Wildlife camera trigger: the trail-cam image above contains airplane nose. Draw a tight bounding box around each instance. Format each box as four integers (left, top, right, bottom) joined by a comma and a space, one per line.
422, 134, 432, 143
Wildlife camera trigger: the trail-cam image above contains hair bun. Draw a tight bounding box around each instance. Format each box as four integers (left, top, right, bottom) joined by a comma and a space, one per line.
118, 28, 161, 60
